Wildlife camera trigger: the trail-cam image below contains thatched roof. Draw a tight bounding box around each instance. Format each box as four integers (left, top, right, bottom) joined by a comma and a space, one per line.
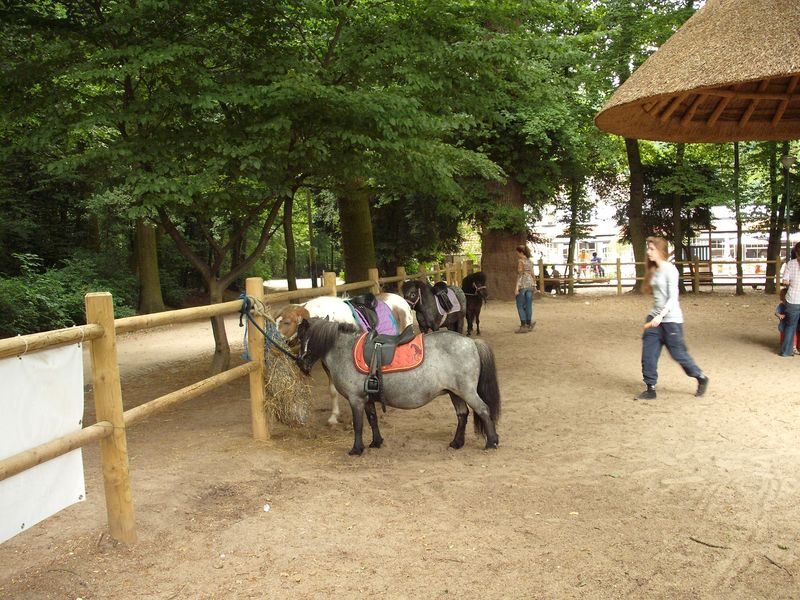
594, 0, 800, 143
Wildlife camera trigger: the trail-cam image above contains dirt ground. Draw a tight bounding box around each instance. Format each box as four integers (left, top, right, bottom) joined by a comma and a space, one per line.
1, 289, 799, 599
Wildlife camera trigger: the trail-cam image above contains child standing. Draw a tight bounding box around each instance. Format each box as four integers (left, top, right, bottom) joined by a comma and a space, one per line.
775, 287, 800, 354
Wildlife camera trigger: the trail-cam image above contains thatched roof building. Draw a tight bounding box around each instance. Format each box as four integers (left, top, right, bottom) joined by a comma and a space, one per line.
594, 0, 800, 143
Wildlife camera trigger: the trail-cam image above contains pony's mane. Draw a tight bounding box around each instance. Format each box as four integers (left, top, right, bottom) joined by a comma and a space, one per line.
402, 279, 429, 291
306, 318, 358, 357
463, 271, 486, 286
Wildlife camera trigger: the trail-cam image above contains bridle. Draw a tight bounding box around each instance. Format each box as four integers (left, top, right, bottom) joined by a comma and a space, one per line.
405, 284, 421, 308
464, 283, 487, 298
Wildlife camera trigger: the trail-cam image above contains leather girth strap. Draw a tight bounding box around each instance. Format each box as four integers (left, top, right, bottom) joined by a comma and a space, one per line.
359, 325, 418, 412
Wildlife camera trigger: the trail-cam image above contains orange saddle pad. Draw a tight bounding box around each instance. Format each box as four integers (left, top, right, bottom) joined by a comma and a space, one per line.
353, 332, 425, 374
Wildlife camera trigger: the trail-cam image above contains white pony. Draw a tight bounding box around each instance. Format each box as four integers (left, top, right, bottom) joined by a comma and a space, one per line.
277, 293, 413, 425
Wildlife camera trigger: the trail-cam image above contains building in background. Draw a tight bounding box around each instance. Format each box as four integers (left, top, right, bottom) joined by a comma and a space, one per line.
527, 202, 797, 287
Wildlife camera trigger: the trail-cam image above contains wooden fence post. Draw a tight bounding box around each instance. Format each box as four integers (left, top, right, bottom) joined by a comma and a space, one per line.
323, 271, 337, 296
466, 259, 474, 275
538, 258, 545, 293
693, 259, 700, 292
396, 266, 406, 293
245, 278, 269, 442
616, 258, 622, 295
776, 257, 782, 291
419, 264, 427, 281
85, 292, 137, 545
368, 267, 381, 294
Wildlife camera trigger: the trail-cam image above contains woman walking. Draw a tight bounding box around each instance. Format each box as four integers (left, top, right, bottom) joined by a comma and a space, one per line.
636, 237, 708, 400
514, 244, 535, 333
779, 241, 800, 357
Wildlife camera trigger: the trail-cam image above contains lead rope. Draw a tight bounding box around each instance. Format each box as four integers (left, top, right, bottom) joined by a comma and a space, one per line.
238, 294, 298, 361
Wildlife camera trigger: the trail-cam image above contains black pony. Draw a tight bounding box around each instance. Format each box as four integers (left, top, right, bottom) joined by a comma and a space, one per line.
401, 279, 466, 334
461, 271, 488, 336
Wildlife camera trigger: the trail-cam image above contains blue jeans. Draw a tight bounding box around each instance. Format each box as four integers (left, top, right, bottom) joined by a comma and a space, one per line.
516, 287, 533, 324
641, 317, 702, 386
780, 302, 800, 356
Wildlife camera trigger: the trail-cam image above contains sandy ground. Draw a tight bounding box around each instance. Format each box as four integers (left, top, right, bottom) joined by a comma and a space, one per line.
1, 290, 799, 599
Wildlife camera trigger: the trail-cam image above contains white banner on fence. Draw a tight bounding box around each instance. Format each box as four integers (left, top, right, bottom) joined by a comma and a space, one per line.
0, 343, 86, 544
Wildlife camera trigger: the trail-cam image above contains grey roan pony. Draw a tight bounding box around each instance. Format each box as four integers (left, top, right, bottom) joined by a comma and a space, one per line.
295, 318, 501, 455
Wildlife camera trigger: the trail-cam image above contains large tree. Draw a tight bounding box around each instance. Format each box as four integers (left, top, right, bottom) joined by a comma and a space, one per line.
592, 0, 697, 291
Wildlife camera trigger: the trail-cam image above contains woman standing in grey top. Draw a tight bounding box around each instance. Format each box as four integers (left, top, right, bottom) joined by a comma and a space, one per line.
635, 237, 709, 400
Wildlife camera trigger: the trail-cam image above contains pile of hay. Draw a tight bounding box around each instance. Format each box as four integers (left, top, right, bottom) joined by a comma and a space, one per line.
247, 296, 311, 427
263, 345, 310, 427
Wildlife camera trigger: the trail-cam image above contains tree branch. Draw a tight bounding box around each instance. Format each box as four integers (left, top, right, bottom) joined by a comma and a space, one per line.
320, 1, 356, 69
157, 208, 212, 281
218, 196, 273, 258
218, 198, 283, 290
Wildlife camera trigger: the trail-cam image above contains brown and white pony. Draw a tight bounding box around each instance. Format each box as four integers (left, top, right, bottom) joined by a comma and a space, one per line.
277, 293, 413, 425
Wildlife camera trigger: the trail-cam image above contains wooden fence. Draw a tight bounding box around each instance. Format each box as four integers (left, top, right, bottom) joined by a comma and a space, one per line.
536, 257, 785, 295
0, 261, 474, 545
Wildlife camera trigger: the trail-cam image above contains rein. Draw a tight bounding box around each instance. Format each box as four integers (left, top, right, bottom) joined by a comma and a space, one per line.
238, 294, 298, 361
463, 284, 487, 296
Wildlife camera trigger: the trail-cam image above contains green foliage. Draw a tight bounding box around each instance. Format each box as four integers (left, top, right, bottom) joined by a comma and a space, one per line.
0, 252, 136, 336
371, 193, 465, 272
614, 145, 718, 243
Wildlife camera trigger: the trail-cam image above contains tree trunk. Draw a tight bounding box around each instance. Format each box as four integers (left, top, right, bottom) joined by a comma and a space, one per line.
766, 142, 780, 294
308, 194, 318, 288
135, 218, 166, 314
229, 218, 246, 292
284, 195, 297, 291
208, 280, 231, 374
734, 142, 744, 295
567, 176, 580, 295
673, 144, 686, 294
481, 180, 526, 301
781, 141, 792, 260
625, 138, 647, 293
337, 182, 377, 283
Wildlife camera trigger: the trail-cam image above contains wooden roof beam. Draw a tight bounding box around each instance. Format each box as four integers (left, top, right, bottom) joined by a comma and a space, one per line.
739, 80, 770, 126
772, 75, 800, 126
708, 94, 732, 127
697, 87, 798, 101
681, 93, 708, 125
642, 97, 671, 115
659, 92, 688, 123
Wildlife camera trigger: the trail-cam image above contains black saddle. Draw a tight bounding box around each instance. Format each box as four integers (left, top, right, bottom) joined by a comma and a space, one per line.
362, 324, 416, 409
432, 281, 453, 312
346, 293, 379, 330
361, 325, 416, 368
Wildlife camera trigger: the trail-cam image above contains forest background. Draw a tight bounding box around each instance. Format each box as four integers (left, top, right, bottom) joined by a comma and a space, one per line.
1, 0, 798, 370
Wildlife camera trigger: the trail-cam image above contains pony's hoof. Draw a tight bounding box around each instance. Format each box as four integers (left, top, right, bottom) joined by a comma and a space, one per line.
449, 440, 465, 449
369, 438, 383, 448
348, 447, 364, 456
484, 437, 499, 449
327, 416, 340, 426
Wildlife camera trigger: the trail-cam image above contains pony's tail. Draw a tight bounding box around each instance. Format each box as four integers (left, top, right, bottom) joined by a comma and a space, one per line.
473, 339, 501, 436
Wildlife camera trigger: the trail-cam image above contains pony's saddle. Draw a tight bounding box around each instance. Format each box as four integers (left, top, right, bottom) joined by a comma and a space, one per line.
354, 325, 421, 373
354, 325, 423, 410
346, 293, 397, 335
432, 281, 453, 312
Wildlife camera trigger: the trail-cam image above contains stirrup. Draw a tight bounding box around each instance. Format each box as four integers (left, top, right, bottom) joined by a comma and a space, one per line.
365, 375, 380, 395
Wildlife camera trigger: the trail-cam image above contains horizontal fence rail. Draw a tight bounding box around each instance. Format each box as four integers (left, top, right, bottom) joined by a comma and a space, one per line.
535, 258, 785, 294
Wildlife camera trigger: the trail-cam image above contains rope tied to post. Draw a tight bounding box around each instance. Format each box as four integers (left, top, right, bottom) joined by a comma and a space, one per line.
238, 294, 310, 427
238, 294, 297, 362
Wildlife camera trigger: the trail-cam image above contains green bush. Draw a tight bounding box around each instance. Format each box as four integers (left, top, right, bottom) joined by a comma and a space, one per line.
0, 252, 137, 337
